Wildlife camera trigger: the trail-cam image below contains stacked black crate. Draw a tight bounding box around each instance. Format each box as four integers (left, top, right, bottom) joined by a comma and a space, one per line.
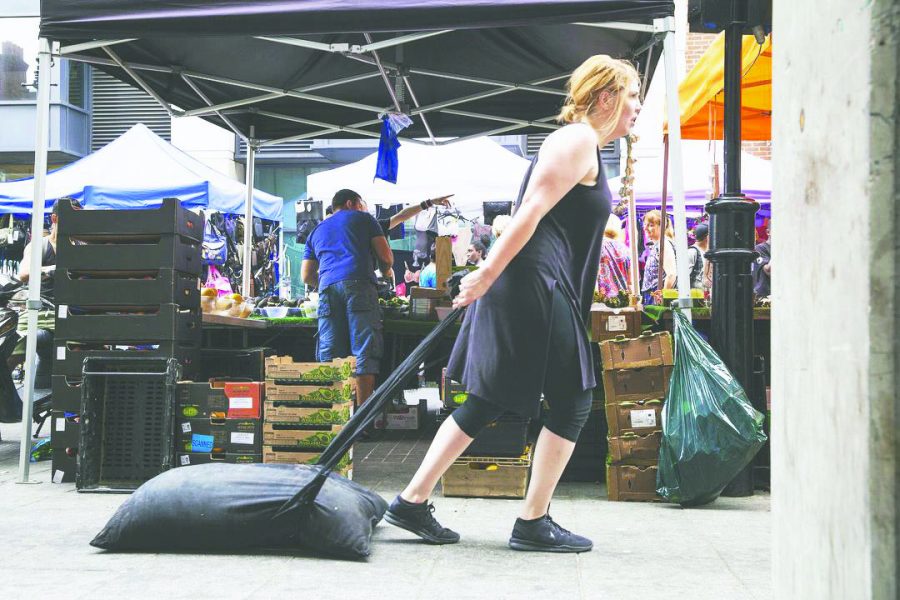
50, 198, 203, 483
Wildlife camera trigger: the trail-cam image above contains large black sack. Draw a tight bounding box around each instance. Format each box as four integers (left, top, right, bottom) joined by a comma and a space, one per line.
90, 463, 387, 559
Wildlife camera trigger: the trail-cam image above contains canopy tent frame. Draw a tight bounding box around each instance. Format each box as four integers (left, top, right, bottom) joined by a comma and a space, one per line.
21, 9, 690, 481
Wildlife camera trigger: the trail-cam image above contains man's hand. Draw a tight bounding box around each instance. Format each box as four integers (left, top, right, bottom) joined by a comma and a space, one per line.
430, 194, 454, 208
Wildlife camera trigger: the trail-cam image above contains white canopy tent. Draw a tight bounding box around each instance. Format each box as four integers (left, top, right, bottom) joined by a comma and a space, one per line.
307, 137, 531, 221
22, 5, 691, 483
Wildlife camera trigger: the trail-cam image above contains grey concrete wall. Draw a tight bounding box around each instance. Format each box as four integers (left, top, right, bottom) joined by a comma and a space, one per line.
772, 1, 898, 598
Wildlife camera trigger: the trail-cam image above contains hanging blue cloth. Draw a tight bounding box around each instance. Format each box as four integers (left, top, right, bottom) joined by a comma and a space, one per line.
375, 113, 412, 184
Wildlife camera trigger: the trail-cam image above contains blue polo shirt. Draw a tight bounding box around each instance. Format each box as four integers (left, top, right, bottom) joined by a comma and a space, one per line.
303, 210, 384, 290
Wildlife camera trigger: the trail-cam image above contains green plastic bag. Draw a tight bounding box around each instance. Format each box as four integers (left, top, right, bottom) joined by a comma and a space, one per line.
656, 309, 767, 506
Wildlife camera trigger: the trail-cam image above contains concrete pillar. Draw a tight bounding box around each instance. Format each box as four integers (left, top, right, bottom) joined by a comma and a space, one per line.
772, 1, 898, 598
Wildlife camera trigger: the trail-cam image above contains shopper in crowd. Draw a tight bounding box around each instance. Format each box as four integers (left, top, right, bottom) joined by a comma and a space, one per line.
386, 55, 641, 553
301, 189, 393, 406
418, 243, 438, 288
688, 222, 710, 291
466, 240, 486, 267
596, 214, 631, 298
640, 209, 677, 304
752, 221, 771, 297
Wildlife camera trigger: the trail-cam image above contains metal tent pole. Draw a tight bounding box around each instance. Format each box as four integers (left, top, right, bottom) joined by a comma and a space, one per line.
709, 7, 760, 498
658, 17, 693, 319
18, 38, 52, 484
242, 126, 257, 298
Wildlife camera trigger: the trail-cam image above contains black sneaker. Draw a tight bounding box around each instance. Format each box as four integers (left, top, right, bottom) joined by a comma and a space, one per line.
384, 496, 460, 544
508, 514, 593, 553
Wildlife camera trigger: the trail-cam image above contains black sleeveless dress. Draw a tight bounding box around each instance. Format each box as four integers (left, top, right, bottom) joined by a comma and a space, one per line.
446, 147, 612, 418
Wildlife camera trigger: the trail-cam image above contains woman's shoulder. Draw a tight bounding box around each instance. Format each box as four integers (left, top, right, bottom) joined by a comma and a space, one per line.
543, 122, 596, 148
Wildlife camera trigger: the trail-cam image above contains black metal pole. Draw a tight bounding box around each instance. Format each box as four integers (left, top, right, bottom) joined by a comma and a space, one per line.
705, 2, 760, 497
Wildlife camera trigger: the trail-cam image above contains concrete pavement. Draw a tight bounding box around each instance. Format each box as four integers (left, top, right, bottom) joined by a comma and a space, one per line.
0, 421, 770, 600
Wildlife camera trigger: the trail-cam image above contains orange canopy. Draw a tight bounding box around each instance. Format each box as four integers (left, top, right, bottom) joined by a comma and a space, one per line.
667, 33, 772, 141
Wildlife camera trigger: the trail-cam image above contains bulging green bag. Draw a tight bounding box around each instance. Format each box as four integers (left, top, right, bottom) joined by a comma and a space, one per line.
656, 309, 767, 506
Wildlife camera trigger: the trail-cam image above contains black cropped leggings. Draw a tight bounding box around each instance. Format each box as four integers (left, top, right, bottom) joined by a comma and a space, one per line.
451, 286, 592, 443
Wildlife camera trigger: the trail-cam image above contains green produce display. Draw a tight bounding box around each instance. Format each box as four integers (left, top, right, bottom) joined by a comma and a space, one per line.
271, 406, 351, 426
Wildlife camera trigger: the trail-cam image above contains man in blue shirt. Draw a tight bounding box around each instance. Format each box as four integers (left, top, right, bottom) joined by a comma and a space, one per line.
301, 189, 393, 405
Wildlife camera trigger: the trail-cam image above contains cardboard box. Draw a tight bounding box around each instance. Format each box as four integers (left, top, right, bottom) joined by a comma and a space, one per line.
263, 400, 352, 425
607, 464, 660, 502
262, 423, 342, 449
176, 452, 261, 467
176, 418, 262, 454
261, 447, 353, 479
441, 368, 468, 409
602, 365, 673, 404
441, 447, 532, 499
264, 356, 356, 383
590, 304, 642, 342
599, 331, 674, 371
605, 398, 664, 436
50, 411, 79, 450
608, 431, 662, 466
385, 398, 426, 430
264, 380, 356, 405
176, 381, 263, 419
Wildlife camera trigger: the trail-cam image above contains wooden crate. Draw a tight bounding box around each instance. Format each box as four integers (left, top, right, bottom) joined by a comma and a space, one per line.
607, 464, 660, 502
599, 331, 674, 371
441, 447, 532, 499
264, 356, 355, 382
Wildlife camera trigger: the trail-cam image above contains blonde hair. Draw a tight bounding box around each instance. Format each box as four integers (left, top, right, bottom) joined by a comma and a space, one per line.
558, 55, 640, 141
604, 214, 624, 241
492, 214, 512, 238
643, 210, 675, 240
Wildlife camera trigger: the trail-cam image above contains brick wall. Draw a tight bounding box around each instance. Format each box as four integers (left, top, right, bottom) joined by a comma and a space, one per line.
684, 32, 771, 161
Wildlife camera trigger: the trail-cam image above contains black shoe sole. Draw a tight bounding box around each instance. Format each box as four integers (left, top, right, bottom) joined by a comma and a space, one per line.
384, 510, 460, 545
508, 537, 593, 553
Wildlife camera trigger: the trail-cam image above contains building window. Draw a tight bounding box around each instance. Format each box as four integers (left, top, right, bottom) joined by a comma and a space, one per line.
0, 18, 39, 101
66, 61, 87, 109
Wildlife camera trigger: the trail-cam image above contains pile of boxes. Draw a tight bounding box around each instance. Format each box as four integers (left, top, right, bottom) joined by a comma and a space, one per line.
601, 331, 674, 501
439, 368, 533, 498
51, 198, 203, 483
175, 380, 264, 466
261, 356, 355, 477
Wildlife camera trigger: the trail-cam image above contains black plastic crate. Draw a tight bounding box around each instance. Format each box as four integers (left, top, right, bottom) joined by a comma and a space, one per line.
53, 339, 199, 379
198, 347, 267, 382
77, 357, 178, 493
55, 268, 200, 308
51, 451, 77, 483
55, 304, 201, 343
57, 197, 203, 240
50, 410, 79, 449
55, 233, 202, 275
438, 410, 531, 457
51, 375, 83, 413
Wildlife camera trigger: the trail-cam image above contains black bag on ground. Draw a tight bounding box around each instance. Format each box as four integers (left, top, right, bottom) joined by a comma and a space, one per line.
90, 463, 387, 559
